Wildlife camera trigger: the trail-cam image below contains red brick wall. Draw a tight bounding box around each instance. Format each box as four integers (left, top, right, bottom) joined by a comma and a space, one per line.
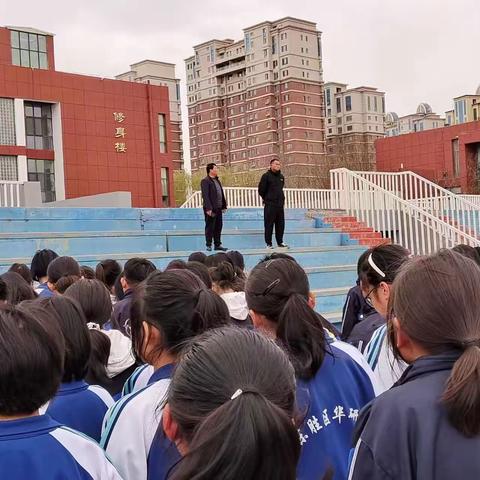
376, 121, 480, 192
0, 41, 174, 207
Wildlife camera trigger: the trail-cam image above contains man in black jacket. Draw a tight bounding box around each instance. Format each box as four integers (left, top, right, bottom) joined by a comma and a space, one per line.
200, 163, 227, 252
258, 158, 288, 249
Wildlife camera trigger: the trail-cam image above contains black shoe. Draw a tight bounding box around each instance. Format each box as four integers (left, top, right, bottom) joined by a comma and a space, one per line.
214, 245, 228, 251
206, 246, 212, 252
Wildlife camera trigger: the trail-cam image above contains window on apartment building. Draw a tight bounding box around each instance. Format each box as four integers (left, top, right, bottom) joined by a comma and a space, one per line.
347, 126, 353, 132
381, 97, 385, 113
158, 114, 167, 153
0, 98, 16, 145
345, 96, 352, 111
25, 102, 53, 150
11, 30, 48, 69
374, 96, 378, 112
338, 127, 343, 134
474, 109, 478, 121
452, 139, 460, 177
161, 167, 170, 206
28, 158, 55, 202
337, 118, 342, 125
263, 28, 267, 44
367, 96, 371, 111
281, 57, 288, 65
328, 128, 332, 134
0, 156, 18, 181
336, 97, 341, 113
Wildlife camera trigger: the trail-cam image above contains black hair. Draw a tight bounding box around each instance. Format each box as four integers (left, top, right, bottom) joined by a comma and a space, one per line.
452, 244, 480, 266
206, 162, 216, 174
246, 258, 329, 380
188, 252, 207, 264
1, 271, 36, 305
356, 249, 371, 276
85, 329, 111, 388
165, 259, 187, 271
270, 157, 280, 165
130, 269, 230, 364
40, 296, 91, 383
168, 327, 299, 480
204, 252, 229, 268
113, 271, 125, 302
47, 256, 81, 294
258, 252, 298, 264
80, 265, 96, 280
0, 304, 64, 415
226, 250, 245, 272
8, 263, 33, 285
185, 261, 212, 289
64, 279, 112, 327
0, 277, 7, 302
210, 261, 244, 292
30, 249, 58, 282
123, 257, 156, 287
95, 259, 122, 290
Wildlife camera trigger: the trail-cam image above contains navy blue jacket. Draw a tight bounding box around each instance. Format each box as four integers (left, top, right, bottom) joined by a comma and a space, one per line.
349, 351, 480, 480
341, 285, 376, 341
200, 176, 227, 212
110, 289, 133, 335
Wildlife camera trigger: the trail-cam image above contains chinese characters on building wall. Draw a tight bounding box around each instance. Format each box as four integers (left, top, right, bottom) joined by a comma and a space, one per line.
113, 112, 126, 152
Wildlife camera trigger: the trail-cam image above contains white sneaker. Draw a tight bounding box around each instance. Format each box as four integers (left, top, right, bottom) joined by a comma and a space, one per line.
266, 244, 274, 249
278, 243, 289, 249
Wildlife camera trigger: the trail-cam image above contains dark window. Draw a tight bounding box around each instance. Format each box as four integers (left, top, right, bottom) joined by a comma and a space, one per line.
161, 167, 169, 206
345, 96, 352, 111
27, 159, 55, 202
24, 102, 53, 150
452, 139, 460, 178
11, 30, 48, 69
336, 97, 341, 113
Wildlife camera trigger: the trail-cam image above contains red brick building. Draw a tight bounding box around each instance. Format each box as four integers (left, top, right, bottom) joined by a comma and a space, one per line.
376, 121, 480, 193
0, 26, 175, 207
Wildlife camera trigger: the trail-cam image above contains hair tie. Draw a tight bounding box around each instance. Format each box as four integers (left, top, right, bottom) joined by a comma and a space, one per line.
87, 322, 101, 330
462, 339, 480, 349
368, 253, 386, 278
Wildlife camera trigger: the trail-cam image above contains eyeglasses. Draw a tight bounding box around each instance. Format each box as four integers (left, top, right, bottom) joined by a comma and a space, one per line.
363, 287, 377, 307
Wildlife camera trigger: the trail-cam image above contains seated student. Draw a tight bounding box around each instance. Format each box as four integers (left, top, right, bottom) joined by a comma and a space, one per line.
80, 265, 96, 279
1, 271, 36, 304
185, 261, 212, 289
187, 251, 207, 264
226, 249, 247, 279
65, 279, 136, 397
8, 263, 33, 285
101, 270, 230, 480
0, 304, 121, 479
210, 261, 252, 327
165, 259, 187, 270
27, 297, 114, 442
246, 258, 379, 480
31, 248, 58, 298
47, 256, 81, 294
95, 259, 122, 305
162, 327, 301, 480
360, 245, 410, 391
452, 243, 480, 265
349, 250, 480, 480
340, 249, 376, 341
110, 257, 156, 335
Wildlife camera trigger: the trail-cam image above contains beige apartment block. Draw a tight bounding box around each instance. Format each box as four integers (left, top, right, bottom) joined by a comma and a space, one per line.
116, 60, 184, 170
185, 17, 326, 183
385, 103, 445, 137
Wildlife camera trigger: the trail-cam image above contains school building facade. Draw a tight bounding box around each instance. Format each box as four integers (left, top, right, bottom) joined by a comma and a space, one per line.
0, 25, 175, 207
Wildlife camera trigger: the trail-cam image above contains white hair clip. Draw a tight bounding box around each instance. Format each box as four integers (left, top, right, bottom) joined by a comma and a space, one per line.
231, 388, 243, 400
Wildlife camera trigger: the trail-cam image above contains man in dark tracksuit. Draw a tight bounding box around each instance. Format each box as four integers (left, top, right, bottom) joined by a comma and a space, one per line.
200, 162, 227, 252
258, 158, 288, 249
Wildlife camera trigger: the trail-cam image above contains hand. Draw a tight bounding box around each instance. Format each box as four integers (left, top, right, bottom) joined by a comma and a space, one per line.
206, 210, 213, 217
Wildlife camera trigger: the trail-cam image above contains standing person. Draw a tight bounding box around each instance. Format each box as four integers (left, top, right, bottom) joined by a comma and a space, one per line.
349, 250, 480, 480
200, 163, 227, 252
258, 158, 288, 249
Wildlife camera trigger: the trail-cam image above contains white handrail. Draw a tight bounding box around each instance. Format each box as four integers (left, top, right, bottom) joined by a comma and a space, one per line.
181, 187, 340, 209
0, 181, 22, 207
330, 168, 480, 255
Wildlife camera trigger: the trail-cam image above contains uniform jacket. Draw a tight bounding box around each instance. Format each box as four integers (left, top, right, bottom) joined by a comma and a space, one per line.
258, 169, 285, 206
200, 176, 227, 212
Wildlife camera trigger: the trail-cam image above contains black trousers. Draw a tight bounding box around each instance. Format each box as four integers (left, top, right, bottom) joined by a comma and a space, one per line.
205, 209, 223, 247
264, 204, 285, 246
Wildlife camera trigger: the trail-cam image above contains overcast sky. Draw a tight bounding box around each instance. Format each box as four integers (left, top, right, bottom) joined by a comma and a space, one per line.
4, 0, 480, 167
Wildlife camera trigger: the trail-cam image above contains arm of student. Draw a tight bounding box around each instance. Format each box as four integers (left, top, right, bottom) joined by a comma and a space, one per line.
348, 439, 393, 480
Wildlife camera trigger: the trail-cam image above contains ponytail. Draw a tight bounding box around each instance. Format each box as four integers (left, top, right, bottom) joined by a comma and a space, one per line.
171, 392, 299, 480
277, 293, 328, 379
442, 344, 480, 437
55, 274, 80, 294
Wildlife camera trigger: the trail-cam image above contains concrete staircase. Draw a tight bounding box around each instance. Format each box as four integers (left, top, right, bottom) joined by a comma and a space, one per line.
0, 207, 387, 327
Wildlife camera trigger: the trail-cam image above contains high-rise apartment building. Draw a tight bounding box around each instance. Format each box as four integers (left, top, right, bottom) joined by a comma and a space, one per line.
116, 61, 183, 170
185, 17, 325, 182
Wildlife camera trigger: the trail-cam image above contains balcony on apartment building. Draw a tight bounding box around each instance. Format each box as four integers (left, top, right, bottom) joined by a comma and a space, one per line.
215, 58, 247, 76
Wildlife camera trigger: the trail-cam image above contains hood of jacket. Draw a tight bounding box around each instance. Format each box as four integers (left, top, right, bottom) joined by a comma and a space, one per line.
102, 329, 136, 378
221, 291, 249, 321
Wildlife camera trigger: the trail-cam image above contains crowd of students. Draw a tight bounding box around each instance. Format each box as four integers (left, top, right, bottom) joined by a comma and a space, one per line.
0, 243, 479, 479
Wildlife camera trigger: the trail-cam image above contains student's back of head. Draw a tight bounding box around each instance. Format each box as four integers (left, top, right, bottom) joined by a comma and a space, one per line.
226, 250, 246, 275
390, 249, 480, 437
123, 257, 156, 291
0, 304, 64, 416
64, 279, 112, 327
1, 271, 36, 305
80, 265, 95, 279
210, 261, 244, 293
188, 251, 207, 264
130, 269, 230, 365
246, 258, 328, 380
31, 249, 58, 283
47, 256, 81, 294
185, 261, 212, 289
165, 327, 299, 480
204, 252, 229, 268
452, 244, 480, 266
95, 259, 122, 292
8, 263, 32, 285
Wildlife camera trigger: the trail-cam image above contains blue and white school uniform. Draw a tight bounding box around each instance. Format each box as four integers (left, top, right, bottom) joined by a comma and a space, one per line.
101, 363, 174, 480
35, 282, 54, 298
122, 363, 155, 396
43, 381, 114, 442
0, 414, 121, 479
296, 338, 379, 480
